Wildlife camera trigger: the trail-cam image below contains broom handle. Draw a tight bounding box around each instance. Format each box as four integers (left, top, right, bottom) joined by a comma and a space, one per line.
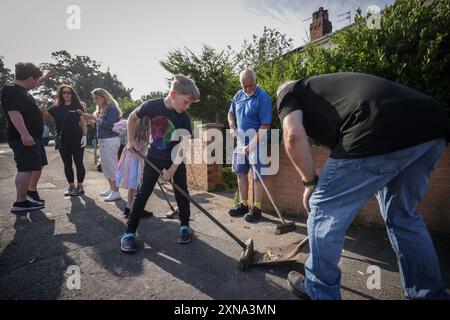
134, 149, 247, 249
250, 162, 287, 224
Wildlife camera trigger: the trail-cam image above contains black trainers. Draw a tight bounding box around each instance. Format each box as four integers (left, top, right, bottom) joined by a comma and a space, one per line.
228, 203, 249, 217
244, 206, 262, 222
123, 207, 130, 218
178, 226, 193, 244
11, 200, 45, 213
64, 185, 74, 196
287, 271, 311, 300
69, 187, 85, 197
120, 232, 137, 253
27, 190, 45, 204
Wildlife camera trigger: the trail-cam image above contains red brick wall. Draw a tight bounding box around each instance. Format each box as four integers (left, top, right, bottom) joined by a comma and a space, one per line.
249, 146, 450, 235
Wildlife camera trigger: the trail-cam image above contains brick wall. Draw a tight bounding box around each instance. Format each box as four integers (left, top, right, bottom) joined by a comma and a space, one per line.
248, 146, 450, 235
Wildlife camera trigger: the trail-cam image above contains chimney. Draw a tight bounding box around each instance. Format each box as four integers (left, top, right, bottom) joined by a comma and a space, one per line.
309, 7, 333, 41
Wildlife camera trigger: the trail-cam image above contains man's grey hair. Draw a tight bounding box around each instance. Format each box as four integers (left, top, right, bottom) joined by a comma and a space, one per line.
239, 69, 256, 83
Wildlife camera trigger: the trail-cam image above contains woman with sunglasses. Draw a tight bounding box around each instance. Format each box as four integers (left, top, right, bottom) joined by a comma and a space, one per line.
42, 84, 87, 196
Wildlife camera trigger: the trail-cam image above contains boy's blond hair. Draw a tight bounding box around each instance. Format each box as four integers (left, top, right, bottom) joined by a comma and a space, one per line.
170, 74, 200, 102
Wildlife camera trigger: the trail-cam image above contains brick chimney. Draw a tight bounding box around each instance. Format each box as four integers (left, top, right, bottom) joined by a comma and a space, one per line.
309, 7, 333, 41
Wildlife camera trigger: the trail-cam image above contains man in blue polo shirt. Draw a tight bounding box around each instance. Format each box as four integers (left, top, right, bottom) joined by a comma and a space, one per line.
228, 69, 272, 222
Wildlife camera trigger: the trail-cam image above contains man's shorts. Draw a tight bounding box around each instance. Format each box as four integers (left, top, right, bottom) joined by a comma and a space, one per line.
8, 138, 48, 172
231, 147, 269, 181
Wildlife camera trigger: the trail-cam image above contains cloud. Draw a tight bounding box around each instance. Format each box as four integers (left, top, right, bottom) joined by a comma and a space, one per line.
241, 0, 394, 24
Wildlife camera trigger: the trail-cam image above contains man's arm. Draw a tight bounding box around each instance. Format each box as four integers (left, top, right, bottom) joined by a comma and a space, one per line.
37, 69, 56, 87
283, 110, 315, 181
246, 124, 270, 154
228, 112, 237, 136
8, 111, 35, 146
283, 110, 318, 212
79, 116, 88, 136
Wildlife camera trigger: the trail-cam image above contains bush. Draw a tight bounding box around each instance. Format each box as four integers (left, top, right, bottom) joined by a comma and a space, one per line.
222, 166, 238, 190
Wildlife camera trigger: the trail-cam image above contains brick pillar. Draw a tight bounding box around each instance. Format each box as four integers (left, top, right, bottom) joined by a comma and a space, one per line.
186, 123, 224, 191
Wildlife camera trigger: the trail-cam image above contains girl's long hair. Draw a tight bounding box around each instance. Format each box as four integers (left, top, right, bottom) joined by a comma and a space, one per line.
91, 88, 122, 118
134, 117, 150, 143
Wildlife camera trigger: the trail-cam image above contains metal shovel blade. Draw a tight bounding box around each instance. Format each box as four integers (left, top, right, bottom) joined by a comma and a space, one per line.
251, 236, 309, 266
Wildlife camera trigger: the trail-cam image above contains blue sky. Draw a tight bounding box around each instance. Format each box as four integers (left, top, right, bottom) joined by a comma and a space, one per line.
0, 0, 393, 100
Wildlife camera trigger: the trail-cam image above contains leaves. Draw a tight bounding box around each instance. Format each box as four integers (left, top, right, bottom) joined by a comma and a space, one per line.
39, 50, 132, 107
160, 44, 240, 125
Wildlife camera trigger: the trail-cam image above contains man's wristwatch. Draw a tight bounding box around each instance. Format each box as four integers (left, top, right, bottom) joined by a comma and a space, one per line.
302, 175, 319, 187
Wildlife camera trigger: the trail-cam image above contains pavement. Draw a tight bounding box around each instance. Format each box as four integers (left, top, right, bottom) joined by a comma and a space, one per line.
0, 143, 449, 300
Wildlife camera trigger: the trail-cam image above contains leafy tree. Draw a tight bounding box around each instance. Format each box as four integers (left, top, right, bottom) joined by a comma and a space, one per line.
257, 0, 450, 130
235, 26, 294, 73
117, 97, 138, 119
137, 91, 167, 104
39, 50, 132, 106
0, 56, 13, 87
160, 45, 240, 124
0, 56, 14, 140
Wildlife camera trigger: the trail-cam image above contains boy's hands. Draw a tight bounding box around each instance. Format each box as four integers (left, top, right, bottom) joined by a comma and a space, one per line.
161, 165, 177, 183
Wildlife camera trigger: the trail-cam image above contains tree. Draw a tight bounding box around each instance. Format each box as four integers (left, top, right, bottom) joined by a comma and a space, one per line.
0, 56, 14, 140
39, 50, 132, 106
117, 97, 138, 118
256, 0, 450, 131
235, 26, 294, 73
137, 91, 167, 104
160, 45, 240, 124
304, 0, 450, 110
0, 56, 13, 87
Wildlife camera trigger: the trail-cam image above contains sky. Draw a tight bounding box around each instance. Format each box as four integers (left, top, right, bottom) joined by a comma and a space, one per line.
0, 0, 394, 100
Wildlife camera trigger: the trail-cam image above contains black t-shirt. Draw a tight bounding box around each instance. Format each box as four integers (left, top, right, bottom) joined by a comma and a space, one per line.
277, 72, 450, 159
47, 104, 83, 140
136, 98, 192, 161
0, 83, 44, 141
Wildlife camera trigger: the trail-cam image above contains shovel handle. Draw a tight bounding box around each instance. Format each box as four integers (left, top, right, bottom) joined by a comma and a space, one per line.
133, 149, 247, 249
157, 179, 176, 212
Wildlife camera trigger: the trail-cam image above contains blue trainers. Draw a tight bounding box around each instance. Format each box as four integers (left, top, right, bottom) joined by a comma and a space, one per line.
121, 232, 137, 253
178, 226, 193, 245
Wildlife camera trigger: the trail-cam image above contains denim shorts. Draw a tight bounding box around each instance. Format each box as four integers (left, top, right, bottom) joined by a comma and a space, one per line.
8, 138, 48, 172
231, 147, 269, 181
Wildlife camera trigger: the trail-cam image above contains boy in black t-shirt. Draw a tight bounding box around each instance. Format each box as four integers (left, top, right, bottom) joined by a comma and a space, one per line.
0, 62, 55, 213
121, 75, 200, 253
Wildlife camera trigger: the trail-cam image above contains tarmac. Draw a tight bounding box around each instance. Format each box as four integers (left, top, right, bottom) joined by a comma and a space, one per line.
0, 143, 449, 300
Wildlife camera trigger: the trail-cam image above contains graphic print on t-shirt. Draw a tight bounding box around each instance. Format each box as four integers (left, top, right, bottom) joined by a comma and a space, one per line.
150, 116, 176, 150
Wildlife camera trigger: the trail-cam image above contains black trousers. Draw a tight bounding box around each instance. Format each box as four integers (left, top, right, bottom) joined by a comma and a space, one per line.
59, 139, 85, 184
127, 157, 190, 233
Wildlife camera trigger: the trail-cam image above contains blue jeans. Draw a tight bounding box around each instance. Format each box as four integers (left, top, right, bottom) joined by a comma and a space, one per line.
304, 139, 449, 300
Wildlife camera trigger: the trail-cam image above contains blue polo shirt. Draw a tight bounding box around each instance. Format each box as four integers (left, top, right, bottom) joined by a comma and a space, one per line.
229, 86, 272, 132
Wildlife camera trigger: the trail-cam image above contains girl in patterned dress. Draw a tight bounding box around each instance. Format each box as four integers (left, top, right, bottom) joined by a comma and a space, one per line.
115, 117, 150, 217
